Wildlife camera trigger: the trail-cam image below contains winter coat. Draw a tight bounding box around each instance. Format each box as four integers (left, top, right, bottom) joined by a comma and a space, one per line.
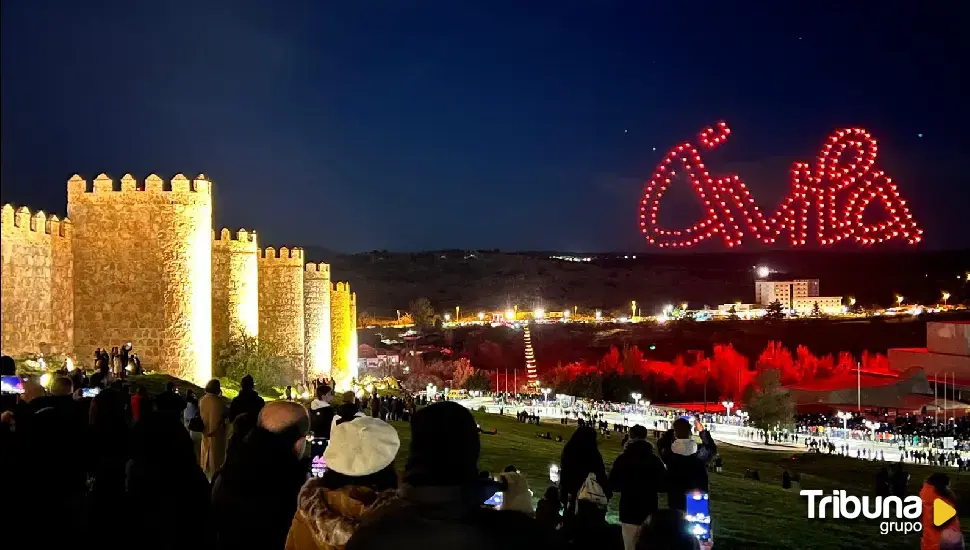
285, 479, 394, 550
346, 484, 559, 550
559, 448, 611, 508
199, 392, 227, 478
660, 430, 716, 511
309, 400, 336, 439
211, 427, 309, 550
229, 389, 265, 422
609, 439, 667, 524
920, 481, 961, 550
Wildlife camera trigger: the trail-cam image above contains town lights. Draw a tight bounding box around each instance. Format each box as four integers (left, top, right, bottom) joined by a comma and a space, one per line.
505, 309, 515, 321
595, 310, 602, 321
639, 122, 921, 249
478, 311, 485, 321
534, 308, 545, 319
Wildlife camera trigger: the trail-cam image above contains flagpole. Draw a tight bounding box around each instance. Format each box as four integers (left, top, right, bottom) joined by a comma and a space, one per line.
934, 374, 938, 424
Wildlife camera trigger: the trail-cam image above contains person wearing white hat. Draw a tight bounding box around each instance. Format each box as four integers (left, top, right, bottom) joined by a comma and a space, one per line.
285, 416, 400, 550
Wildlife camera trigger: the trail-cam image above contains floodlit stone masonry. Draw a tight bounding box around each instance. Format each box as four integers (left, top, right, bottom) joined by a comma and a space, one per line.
1, 173, 358, 388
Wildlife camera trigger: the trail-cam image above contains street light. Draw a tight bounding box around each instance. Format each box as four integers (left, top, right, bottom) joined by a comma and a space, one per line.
631, 392, 642, 406
896, 295, 904, 306
721, 400, 734, 418
849, 297, 856, 306
756, 266, 770, 279
534, 307, 545, 319
478, 311, 485, 321
444, 313, 451, 322
942, 292, 950, 306
631, 300, 637, 318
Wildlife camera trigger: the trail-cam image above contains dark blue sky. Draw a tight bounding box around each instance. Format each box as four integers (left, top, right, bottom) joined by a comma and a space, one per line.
2, 1, 966, 252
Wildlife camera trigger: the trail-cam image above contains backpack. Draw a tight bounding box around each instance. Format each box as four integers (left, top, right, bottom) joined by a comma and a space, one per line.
577, 472, 608, 508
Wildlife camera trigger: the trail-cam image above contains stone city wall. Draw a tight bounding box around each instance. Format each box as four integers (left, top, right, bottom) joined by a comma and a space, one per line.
0, 205, 74, 357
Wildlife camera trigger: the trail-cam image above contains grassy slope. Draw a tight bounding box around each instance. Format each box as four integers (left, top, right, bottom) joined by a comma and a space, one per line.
388, 411, 969, 550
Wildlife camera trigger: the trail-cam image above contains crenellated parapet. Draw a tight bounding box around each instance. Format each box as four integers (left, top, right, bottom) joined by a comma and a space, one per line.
257, 246, 304, 266
1, 204, 73, 238
67, 173, 211, 207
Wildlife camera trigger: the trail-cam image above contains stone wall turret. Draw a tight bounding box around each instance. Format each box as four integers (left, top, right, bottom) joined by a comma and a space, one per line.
67, 173, 212, 384
258, 246, 305, 381
212, 228, 259, 356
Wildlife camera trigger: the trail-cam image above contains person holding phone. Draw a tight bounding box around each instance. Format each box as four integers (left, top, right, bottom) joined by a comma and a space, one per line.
657, 418, 717, 512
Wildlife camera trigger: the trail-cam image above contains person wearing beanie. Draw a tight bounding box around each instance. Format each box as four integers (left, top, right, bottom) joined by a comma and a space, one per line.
286, 416, 400, 550
346, 402, 558, 550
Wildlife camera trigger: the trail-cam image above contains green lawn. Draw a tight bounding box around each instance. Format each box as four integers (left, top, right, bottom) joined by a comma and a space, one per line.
388, 411, 969, 550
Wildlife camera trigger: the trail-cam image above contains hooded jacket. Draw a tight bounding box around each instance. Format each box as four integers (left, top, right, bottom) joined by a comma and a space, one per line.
286, 479, 394, 550
658, 429, 716, 511
609, 439, 667, 524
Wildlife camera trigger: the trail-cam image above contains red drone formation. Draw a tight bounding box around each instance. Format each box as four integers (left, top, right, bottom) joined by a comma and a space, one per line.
638, 122, 922, 248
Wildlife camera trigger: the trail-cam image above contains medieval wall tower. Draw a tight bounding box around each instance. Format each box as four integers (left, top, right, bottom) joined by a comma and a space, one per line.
212, 228, 259, 355
303, 263, 332, 380
330, 281, 355, 390
350, 290, 359, 381
258, 246, 305, 381
0, 205, 74, 357
67, 173, 212, 383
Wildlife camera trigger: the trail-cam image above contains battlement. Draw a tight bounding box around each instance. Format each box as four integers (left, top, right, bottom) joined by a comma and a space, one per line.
304, 262, 331, 279
258, 246, 304, 265
333, 281, 351, 293
212, 227, 258, 252
67, 173, 212, 204
1, 204, 73, 238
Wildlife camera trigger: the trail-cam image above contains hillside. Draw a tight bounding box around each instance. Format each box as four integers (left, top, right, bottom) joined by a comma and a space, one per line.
303, 247, 969, 320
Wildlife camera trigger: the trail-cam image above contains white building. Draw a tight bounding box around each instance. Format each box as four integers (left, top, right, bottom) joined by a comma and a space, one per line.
755, 278, 842, 314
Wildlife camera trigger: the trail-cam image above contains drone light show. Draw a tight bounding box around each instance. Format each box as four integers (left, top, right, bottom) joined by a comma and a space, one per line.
638, 122, 922, 249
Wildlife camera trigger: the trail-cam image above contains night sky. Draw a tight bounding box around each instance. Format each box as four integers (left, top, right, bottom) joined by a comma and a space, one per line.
2, 1, 966, 252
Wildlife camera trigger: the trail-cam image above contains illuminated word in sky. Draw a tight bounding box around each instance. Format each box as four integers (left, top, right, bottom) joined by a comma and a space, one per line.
638, 122, 922, 249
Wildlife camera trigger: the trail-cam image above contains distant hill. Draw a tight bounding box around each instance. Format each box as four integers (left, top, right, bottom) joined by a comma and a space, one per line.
300, 247, 969, 319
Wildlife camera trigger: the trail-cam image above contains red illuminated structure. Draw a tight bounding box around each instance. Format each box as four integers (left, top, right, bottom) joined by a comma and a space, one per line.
639, 122, 922, 248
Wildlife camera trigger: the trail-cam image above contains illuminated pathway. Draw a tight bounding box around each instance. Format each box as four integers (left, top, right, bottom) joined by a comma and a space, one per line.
458, 397, 962, 467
